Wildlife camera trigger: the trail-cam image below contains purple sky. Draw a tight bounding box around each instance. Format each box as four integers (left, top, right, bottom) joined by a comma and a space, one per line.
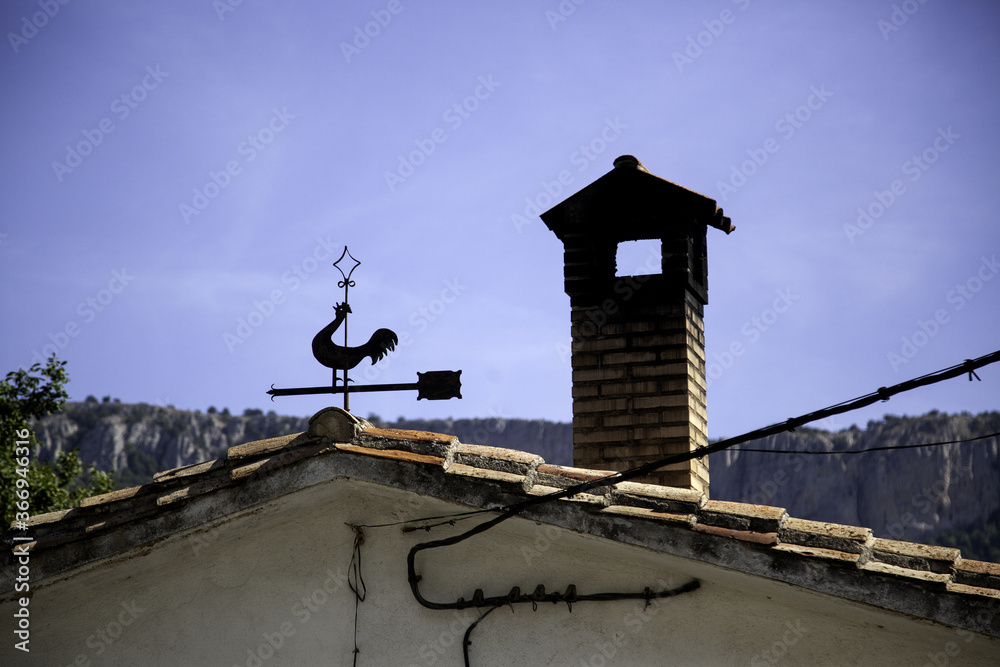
2, 1, 998, 438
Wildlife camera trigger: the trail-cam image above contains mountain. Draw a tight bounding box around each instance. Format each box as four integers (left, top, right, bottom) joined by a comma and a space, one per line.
709, 411, 1000, 550
30, 401, 573, 488
369, 414, 573, 466
30, 401, 999, 559
32, 400, 310, 488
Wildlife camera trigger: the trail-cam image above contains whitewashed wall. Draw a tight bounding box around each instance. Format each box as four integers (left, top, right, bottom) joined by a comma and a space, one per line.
3, 477, 998, 666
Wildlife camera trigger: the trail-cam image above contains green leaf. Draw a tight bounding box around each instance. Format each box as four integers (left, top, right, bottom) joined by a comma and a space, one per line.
1, 355, 115, 527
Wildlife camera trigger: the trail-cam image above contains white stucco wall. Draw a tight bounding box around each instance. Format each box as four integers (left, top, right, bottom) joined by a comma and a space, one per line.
3, 476, 999, 666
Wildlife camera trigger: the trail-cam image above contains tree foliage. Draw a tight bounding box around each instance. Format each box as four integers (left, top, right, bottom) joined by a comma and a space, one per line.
932, 508, 1000, 563
1, 355, 114, 527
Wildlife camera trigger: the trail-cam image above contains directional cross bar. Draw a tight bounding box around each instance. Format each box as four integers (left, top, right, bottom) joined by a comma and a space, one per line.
268, 370, 462, 401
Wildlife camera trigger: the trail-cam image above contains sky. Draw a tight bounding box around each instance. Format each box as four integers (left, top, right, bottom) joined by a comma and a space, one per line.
1, 1, 998, 439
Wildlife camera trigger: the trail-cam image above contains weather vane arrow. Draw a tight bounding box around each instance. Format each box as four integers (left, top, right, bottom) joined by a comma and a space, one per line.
268, 371, 462, 401
267, 245, 462, 409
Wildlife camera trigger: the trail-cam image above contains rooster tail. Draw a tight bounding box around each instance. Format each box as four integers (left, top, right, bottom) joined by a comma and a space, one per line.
367, 328, 399, 364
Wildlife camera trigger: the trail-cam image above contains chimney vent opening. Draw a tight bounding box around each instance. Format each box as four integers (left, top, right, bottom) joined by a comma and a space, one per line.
615, 239, 661, 277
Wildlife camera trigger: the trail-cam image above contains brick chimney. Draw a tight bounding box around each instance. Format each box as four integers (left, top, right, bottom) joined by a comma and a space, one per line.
541, 155, 733, 493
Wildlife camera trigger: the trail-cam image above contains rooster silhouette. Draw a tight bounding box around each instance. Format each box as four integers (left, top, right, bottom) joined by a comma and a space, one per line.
311, 302, 398, 370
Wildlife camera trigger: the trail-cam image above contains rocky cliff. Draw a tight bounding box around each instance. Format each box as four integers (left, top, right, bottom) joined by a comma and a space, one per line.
709, 411, 1000, 547
31, 403, 998, 557
33, 402, 310, 487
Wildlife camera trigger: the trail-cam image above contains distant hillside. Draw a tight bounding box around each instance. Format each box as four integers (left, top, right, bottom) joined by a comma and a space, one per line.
369, 414, 573, 466
30, 400, 572, 488
30, 401, 999, 559
32, 400, 310, 488
709, 411, 1000, 552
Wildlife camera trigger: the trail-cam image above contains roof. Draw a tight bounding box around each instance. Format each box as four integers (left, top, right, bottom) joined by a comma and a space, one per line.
3, 407, 998, 637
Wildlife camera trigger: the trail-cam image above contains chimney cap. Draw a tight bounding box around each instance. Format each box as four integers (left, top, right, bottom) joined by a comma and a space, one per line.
541, 156, 731, 241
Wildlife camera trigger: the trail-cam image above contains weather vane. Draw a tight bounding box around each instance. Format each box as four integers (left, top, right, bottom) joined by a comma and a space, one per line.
268, 245, 462, 410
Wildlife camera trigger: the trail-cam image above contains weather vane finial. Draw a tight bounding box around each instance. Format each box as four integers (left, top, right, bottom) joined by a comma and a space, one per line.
333, 246, 360, 292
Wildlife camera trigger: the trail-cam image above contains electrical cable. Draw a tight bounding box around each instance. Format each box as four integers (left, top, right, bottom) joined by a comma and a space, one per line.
347, 525, 366, 667
403, 350, 999, 665
351, 508, 495, 531
734, 431, 1000, 455
462, 605, 501, 667
492, 350, 1000, 512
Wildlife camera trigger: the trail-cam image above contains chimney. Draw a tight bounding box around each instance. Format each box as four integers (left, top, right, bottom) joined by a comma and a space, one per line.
541, 155, 733, 493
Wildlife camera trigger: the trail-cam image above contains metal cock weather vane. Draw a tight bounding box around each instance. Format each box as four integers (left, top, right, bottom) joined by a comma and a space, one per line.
268, 246, 462, 410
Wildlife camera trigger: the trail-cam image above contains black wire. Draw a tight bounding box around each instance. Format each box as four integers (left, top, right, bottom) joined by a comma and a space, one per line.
734, 431, 1000, 455
454, 582, 700, 666
399, 350, 999, 665
348, 526, 367, 667
462, 605, 501, 667
498, 349, 1000, 509
352, 508, 497, 530
407, 349, 1000, 609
